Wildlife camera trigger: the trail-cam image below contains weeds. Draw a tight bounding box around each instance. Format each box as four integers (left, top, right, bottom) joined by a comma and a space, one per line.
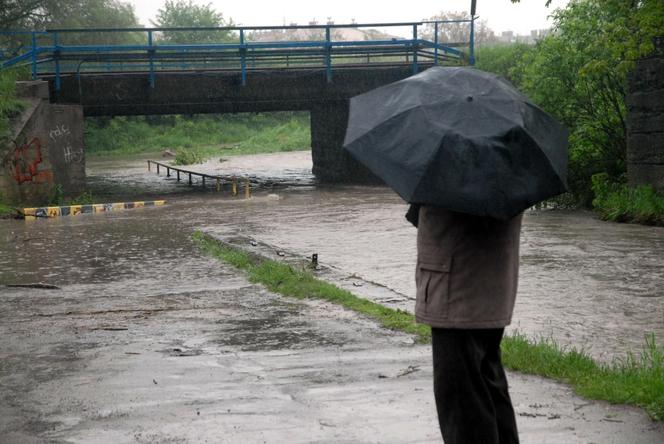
592, 173, 664, 226
84, 112, 311, 159
173, 148, 204, 165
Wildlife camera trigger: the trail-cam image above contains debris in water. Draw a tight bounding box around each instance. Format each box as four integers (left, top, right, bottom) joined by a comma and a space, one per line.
6, 283, 60, 290
153, 379, 158, 385
277, 251, 285, 257
250, 240, 258, 246
352, 281, 363, 287
397, 365, 420, 377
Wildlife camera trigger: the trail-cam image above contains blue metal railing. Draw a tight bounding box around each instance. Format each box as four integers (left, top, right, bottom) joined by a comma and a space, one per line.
0, 20, 476, 90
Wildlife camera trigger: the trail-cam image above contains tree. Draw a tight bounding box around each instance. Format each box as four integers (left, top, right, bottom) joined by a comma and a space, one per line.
0, 0, 143, 48
0, 0, 46, 30
421, 11, 496, 47
152, 0, 235, 44
517, 0, 664, 202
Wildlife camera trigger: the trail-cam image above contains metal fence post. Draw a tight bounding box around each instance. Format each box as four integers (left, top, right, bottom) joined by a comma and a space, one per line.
412, 24, 418, 74
148, 30, 155, 88
325, 26, 332, 83
240, 29, 247, 86
434, 22, 439, 65
31, 32, 38, 80
469, 17, 476, 65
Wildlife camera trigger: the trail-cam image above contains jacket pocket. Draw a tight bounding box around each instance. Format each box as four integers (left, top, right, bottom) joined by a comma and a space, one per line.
415, 259, 452, 319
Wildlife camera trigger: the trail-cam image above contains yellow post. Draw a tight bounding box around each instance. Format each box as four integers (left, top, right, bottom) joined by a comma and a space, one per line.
216, 177, 221, 192
244, 179, 251, 199
232, 179, 238, 196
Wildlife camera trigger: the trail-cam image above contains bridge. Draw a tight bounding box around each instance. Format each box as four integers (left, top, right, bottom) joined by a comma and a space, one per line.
1, 21, 475, 183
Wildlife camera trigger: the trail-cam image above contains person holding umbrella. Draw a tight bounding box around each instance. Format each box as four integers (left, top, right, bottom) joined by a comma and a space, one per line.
344, 67, 568, 443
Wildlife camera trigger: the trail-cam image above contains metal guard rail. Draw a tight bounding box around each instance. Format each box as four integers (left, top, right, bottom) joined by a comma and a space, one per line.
0, 20, 477, 90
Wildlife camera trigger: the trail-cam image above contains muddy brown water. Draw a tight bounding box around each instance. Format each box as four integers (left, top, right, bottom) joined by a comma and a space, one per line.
2, 151, 663, 361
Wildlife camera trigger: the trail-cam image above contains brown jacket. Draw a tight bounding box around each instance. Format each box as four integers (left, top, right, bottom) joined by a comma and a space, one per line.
415, 206, 523, 329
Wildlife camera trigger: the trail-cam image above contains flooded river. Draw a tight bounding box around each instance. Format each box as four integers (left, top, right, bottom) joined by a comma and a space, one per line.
2, 151, 663, 362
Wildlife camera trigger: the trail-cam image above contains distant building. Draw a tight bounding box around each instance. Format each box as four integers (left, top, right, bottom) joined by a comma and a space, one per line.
498, 28, 551, 44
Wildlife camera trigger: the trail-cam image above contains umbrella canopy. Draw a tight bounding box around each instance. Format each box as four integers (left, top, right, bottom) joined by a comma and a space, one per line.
343, 66, 568, 220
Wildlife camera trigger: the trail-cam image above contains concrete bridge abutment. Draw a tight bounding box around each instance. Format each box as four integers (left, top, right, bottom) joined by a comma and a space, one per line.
1, 81, 86, 206
627, 37, 664, 191
310, 101, 379, 183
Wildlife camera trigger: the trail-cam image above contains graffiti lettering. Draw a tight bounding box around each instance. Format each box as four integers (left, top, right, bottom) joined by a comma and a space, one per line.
49, 124, 70, 141
2, 138, 53, 184
63, 145, 84, 164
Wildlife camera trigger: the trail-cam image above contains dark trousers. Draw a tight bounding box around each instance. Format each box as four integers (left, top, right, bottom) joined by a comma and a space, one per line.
432, 328, 519, 444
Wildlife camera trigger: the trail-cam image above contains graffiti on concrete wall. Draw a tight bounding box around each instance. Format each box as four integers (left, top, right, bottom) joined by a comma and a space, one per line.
63, 145, 84, 164
2, 137, 54, 184
49, 124, 71, 141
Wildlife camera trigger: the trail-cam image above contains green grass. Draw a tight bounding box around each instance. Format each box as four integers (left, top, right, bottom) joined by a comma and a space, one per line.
0, 68, 27, 145
0, 201, 17, 218
193, 231, 664, 421
173, 148, 204, 166
503, 333, 664, 421
592, 173, 664, 226
192, 231, 431, 343
85, 112, 311, 159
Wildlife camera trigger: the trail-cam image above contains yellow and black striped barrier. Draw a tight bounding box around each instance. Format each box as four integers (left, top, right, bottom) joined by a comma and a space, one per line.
22, 200, 166, 220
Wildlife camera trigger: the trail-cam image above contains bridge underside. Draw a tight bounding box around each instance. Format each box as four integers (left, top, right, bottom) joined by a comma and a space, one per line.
49, 64, 435, 182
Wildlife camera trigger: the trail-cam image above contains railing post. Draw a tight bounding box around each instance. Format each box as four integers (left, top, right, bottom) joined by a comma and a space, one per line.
240, 29, 247, 86
53, 32, 61, 92
31, 32, 38, 80
469, 16, 476, 65
412, 24, 418, 74
434, 22, 439, 65
325, 26, 332, 83
148, 30, 155, 88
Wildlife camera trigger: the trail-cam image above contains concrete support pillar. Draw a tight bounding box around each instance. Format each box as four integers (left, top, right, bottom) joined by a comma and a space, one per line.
1, 81, 86, 205
310, 101, 379, 183
627, 37, 664, 191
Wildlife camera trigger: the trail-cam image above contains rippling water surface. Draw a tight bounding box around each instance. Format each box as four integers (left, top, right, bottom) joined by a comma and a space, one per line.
1, 151, 662, 361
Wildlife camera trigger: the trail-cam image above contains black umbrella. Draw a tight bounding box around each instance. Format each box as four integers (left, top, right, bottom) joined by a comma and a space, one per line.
343, 66, 568, 220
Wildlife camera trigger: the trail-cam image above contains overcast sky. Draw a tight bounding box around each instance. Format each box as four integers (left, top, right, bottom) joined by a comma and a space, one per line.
131, 0, 570, 36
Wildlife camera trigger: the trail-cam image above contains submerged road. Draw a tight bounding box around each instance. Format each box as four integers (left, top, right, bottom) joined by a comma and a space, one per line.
1, 151, 663, 442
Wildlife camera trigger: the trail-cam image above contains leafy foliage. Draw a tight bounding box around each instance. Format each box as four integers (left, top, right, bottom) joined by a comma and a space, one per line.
152, 0, 235, 44
0, 68, 26, 145
480, 0, 664, 206
421, 11, 496, 46
0, 0, 143, 51
591, 173, 664, 226
84, 112, 311, 158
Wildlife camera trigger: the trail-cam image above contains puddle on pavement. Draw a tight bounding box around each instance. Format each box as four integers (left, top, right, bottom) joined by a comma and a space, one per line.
1, 150, 663, 361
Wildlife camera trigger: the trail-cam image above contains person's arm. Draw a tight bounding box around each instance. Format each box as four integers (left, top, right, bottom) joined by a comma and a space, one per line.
405, 204, 421, 227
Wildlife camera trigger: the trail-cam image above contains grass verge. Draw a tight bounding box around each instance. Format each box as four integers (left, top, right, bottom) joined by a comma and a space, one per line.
192, 231, 431, 343
193, 231, 664, 421
0, 201, 17, 218
592, 173, 664, 226
85, 112, 311, 160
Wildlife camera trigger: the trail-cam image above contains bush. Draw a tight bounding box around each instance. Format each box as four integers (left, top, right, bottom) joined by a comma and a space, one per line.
592, 173, 664, 226
173, 148, 204, 165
